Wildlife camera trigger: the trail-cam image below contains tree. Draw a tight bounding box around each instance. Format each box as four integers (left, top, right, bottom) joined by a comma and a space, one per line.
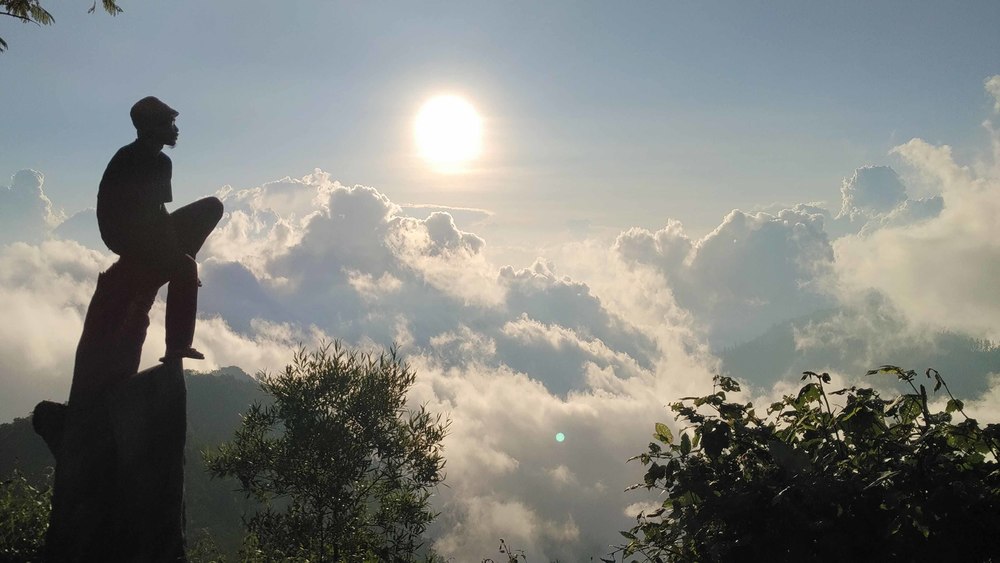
0, 470, 51, 562
0, 0, 122, 52
614, 367, 1000, 562
205, 343, 449, 562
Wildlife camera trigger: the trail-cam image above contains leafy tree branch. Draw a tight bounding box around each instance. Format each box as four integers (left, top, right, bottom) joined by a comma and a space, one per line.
0, 0, 121, 52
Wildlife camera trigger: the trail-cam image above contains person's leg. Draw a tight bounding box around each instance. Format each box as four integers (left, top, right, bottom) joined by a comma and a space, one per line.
163, 255, 200, 358
169, 197, 223, 258
156, 197, 221, 360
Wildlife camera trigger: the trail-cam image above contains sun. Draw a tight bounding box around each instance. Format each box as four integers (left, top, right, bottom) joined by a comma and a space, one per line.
414, 95, 482, 172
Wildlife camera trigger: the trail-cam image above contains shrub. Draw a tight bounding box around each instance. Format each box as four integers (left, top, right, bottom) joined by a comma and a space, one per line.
615, 367, 1000, 562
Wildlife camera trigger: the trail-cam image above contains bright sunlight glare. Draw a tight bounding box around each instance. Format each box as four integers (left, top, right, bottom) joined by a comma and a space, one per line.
414, 95, 482, 172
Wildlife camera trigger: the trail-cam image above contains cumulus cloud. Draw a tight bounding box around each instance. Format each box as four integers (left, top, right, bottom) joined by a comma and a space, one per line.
197, 175, 669, 401
183, 172, 725, 558
0, 240, 120, 421
2, 151, 992, 558
0, 170, 64, 244
0, 165, 725, 559
837, 165, 908, 221
399, 203, 494, 229
615, 207, 835, 346
986, 75, 1000, 112
835, 129, 1000, 340
0, 237, 333, 422
407, 354, 706, 561
0, 240, 108, 422
607, 158, 957, 352
52, 208, 103, 250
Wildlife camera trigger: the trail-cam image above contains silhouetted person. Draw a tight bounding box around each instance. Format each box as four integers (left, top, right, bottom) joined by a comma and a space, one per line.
97, 96, 223, 362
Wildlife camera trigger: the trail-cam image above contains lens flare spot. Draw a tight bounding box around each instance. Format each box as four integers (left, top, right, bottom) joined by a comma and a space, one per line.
555, 432, 566, 443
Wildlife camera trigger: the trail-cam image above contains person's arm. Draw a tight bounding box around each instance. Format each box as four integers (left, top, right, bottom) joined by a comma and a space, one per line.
133, 154, 183, 265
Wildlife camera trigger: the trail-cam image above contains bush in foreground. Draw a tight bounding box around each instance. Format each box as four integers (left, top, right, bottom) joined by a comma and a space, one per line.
616, 367, 1000, 562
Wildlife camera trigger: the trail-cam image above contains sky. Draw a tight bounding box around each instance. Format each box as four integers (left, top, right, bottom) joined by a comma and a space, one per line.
3, 2, 1000, 560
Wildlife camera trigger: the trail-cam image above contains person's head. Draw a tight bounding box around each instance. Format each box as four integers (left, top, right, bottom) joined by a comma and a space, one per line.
130, 96, 179, 147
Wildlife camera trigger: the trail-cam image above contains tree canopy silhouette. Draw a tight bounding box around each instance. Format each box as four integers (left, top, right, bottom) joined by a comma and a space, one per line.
205, 343, 449, 562
615, 367, 1000, 562
0, 0, 121, 52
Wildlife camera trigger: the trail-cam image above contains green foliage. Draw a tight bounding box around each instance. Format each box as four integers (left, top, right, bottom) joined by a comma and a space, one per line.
0, 0, 121, 52
0, 470, 50, 562
186, 528, 225, 563
205, 343, 449, 562
615, 367, 1000, 562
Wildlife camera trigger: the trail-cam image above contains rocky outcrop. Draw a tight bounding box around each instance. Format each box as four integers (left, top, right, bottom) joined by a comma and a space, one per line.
34, 261, 188, 562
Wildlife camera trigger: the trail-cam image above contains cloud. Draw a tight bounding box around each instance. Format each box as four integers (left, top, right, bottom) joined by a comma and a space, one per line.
986, 75, 1000, 113
165, 171, 706, 558
3, 152, 994, 558
52, 208, 103, 250
615, 207, 835, 346
834, 129, 1000, 340
0, 170, 64, 245
837, 165, 908, 221
408, 354, 706, 561
399, 203, 494, 229
0, 237, 334, 422
0, 240, 106, 421
856, 194, 944, 235
199, 176, 668, 401
197, 171, 722, 557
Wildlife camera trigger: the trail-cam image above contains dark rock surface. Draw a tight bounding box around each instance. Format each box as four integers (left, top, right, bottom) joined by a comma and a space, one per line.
35, 261, 188, 562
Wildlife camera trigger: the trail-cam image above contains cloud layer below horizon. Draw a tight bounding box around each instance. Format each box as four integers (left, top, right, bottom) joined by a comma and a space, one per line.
2, 77, 999, 560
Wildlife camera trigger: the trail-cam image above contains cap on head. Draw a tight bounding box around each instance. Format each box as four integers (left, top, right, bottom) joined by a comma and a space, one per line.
130, 96, 179, 132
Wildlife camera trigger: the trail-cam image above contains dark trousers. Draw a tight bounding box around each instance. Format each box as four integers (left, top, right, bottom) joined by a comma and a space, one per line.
120, 197, 223, 351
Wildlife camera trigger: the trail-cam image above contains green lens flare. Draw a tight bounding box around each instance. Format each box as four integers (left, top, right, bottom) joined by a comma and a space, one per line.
555, 432, 565, 442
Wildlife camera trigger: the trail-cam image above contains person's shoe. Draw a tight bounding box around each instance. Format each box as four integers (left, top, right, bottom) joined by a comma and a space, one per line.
160, 347, 206, 362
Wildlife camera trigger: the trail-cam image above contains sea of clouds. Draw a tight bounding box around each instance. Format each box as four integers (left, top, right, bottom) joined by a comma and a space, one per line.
2, 77, 999, 560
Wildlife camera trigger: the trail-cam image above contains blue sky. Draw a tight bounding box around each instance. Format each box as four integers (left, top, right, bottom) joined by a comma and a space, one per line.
3, 3, 1000, 559
4, 1, 1000, 238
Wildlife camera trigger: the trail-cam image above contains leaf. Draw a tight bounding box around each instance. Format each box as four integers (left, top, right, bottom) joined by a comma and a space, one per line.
946, 399, 964, 413
927, 368, 943, 391
864, 470, 900, 490
701, 419, 731, 459
680, 433, 692, 455
654, 422, 673, 444
716, 375, 741, 393
767, 441, 810, 475
796, 383, 821, 405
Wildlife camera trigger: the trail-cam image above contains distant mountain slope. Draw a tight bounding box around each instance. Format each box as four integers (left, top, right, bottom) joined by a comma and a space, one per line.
0, 367, 267, 558
720, 309, 1000, 398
